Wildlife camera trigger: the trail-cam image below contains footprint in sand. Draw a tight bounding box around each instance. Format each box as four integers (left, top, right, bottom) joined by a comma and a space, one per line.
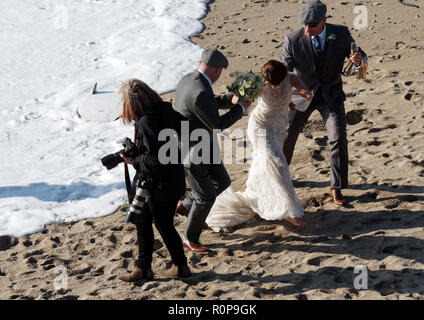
382, 198, 402, 209
311, 150, 325, 161
360, 166, 373, 176
367, 108, 383, 118
119, 250, 133, 259
22, 239, 33, 247
92, 266, 105, 277
404, 91, 415, 101
395, 41, 407, 50
303, 119, 326, 133
24, 249, 44, 258
190, 254, 201, 267
366, 139, 383, 147
368, 124, 398, 134
108, 233, 118, 245
314, 137, 328, 146
73, 265, 92, 276
378, 70, 399, 80
301, 195, 325, 208
319, 169, 330, 175
212, 289, 226, 298
111, 226, 123, 232
307, 255, 332, 267
346, 109, 365, 125
225, 248, 234, 257
256, 225, 276, 231
269, 234, 284, 244
366, 191, 379, 200
50, 236, 61, 244
41, 258, 55, 270
26, 257, 38, 265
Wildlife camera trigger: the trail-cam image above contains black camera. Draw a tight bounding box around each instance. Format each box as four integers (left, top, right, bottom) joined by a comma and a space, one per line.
101, 137, 137, 170
124, 179, 155, 224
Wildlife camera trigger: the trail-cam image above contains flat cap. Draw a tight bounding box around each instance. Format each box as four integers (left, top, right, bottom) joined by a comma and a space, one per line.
200, 49, 228, 68
299, 0, 327, 26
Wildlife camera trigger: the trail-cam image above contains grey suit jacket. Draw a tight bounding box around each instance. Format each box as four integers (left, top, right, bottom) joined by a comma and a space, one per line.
174, 71, 243, 166
280, 23, 355, 110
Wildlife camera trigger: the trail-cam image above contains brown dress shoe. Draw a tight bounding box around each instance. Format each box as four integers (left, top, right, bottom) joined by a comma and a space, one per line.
329, 188, 345, 206
176, 201, 189, 217
163, 264, 192, 278
119, 267, 154, 282
181, 236, 209, 253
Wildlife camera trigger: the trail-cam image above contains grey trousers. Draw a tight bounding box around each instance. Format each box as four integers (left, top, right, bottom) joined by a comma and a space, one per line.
283, 89, 349, 190
182, 163, 231, 243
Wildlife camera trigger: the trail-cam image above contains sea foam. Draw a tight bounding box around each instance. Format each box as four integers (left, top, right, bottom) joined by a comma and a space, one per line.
0, 0, 210, 237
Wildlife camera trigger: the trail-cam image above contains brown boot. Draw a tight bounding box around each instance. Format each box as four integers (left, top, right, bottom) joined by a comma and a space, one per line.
119, 267, 154, 282
329, 188, 345, 206
176, 201, 189, 217
163, 264, 192, 278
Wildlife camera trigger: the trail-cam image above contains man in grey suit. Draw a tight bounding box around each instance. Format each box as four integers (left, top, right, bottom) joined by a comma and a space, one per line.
174, 49, 250, 252
281, 0, 364, 205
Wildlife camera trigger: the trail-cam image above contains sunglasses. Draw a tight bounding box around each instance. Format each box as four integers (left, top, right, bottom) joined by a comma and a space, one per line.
305, 22, 319, 28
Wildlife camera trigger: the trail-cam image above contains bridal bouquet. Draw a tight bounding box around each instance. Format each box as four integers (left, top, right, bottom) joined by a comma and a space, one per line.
227, 71, 264, 103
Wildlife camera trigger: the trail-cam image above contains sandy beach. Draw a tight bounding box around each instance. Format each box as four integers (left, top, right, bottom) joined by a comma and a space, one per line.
1, 0, 424, 300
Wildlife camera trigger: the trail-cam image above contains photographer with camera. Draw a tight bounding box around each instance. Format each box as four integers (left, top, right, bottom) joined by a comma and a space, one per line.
115, 79, 191, 282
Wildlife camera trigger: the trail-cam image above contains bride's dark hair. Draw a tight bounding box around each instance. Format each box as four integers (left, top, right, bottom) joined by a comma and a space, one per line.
261, 60, 288, 86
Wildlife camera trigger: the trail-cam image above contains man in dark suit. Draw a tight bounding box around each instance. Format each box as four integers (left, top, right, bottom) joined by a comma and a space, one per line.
281, 0, 364, 205
174, 49, 250, 252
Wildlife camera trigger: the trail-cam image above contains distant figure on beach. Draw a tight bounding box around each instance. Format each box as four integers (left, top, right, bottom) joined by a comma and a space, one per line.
281, 0, 365, 206
174, 49, 251, 251
117, 79, 191, 282
205, 60, 312, 232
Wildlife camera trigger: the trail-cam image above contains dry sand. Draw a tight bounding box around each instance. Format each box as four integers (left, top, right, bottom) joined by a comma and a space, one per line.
1, 0, 424, 300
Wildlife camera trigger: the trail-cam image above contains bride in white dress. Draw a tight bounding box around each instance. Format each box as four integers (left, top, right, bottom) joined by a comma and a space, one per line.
206, 60, 312, 232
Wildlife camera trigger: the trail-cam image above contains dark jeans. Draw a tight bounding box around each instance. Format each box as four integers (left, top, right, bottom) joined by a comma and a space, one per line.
135, 198, 187, 270
283, 88, 349, 189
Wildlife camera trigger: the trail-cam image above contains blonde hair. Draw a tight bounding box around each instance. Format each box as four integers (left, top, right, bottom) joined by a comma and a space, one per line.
119, 79, 162, 124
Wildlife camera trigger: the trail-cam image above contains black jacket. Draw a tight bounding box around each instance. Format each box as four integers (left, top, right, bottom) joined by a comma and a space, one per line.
131, 101, 186, 202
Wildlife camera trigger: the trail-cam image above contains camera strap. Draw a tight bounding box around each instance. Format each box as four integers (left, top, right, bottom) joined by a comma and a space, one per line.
125, 120, 143, 204
124, 163, 135, 204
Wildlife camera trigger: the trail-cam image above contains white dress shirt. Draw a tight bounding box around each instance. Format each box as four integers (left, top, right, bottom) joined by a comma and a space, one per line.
311, 24, 327, 50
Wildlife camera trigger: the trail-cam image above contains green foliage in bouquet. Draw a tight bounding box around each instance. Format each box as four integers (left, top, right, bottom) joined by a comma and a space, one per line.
227, 71, 264, 103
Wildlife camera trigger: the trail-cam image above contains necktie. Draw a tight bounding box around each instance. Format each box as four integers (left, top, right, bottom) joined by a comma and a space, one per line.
312, 36, 321, 51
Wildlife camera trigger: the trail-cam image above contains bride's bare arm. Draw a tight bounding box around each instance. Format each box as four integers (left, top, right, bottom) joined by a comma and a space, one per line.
289, 73, 306, 90
290, 73, 312, 101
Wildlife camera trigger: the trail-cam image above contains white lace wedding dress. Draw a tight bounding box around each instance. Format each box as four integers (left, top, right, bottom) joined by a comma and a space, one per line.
206, 74, 304, 232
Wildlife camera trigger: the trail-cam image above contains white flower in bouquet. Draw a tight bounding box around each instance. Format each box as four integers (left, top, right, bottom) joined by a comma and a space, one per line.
227, 71, 264, 103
